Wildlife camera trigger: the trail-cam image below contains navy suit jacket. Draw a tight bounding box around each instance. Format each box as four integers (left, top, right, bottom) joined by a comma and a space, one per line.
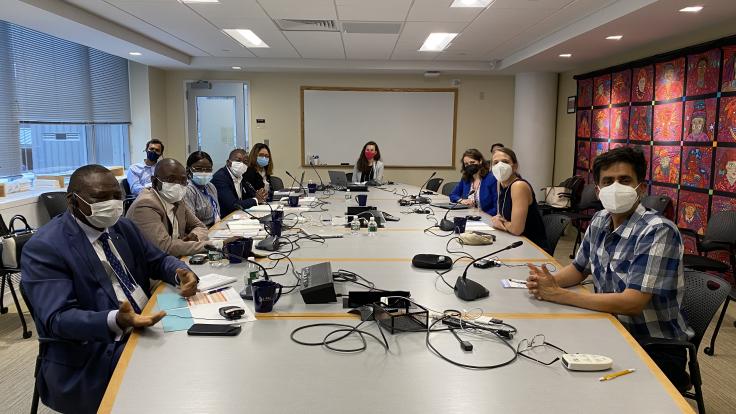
211, 166, 257, 217
20, 212, 187, 414
449, 173, 498, 216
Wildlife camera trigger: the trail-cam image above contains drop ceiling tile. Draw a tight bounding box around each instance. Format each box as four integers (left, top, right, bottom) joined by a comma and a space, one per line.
186, 0, 269, 21
491, 0, 574, 9
407, 0, 485, 23
257, 0, 337, 20
335, 0, 412, 21
215, 18, 299, 58
343, 33, 398, 60
284, 31, 345, 59
452, 7, 552, 53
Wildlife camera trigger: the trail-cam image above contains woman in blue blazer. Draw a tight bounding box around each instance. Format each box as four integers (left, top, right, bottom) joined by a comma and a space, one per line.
449, 148, 498, 215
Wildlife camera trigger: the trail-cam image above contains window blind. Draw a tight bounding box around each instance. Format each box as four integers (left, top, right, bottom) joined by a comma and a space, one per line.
0, 23, 20, 176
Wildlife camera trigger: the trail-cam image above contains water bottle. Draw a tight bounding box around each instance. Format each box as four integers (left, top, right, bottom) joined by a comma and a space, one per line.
367, 216, 378, 236
350, 216, 361, 235
344, 189, 351, 211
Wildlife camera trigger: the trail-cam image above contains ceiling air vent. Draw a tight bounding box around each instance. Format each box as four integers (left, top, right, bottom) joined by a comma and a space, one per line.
276, 19, 339, 32
342, 22, 402, 35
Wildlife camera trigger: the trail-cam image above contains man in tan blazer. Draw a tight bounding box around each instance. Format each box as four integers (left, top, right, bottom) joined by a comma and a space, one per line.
126, 158, 222, 256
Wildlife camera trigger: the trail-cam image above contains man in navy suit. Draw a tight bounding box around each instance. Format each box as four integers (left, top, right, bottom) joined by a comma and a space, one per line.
211, 148, 267, 217
21, 165, 198, 414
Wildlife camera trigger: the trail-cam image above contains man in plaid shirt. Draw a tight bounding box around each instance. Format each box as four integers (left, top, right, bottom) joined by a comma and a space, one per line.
526, 147, 691, 391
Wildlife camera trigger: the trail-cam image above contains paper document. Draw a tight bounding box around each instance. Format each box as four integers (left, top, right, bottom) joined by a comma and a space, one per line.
210, 229, 267, 239
501, 279, 528, 289
157, 287, 256, 332
248, 204, 281, 212
197, 273, 238, 291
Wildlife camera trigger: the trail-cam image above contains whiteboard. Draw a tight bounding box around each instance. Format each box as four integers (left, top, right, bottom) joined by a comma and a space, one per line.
301, 87, 457, 167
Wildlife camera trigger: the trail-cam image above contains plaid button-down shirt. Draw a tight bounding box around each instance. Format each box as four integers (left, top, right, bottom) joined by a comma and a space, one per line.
573, 204, 691, 341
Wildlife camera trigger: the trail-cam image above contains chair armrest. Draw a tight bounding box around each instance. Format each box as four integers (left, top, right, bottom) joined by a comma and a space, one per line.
638, 336, 695, 352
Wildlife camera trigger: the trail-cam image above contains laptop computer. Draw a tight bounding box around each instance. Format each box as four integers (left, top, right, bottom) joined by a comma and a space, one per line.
430, 202, 470, 210
328, 170, 349, 188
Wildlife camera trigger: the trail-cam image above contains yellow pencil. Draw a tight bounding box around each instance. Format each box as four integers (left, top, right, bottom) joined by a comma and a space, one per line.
599, 369, 636, 381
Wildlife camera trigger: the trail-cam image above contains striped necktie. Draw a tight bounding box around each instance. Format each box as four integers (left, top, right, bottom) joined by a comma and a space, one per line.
98, 232, 143, 313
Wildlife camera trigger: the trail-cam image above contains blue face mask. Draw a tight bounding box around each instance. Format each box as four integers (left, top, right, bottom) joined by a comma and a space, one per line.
257, 156, 270, 167
191, 172, 213, 186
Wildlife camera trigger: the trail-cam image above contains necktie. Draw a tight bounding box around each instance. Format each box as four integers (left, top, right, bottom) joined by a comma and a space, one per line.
98, 233, 143, 313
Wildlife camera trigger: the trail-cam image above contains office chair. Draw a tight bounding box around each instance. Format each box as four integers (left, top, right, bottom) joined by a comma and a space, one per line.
19, 284, 41, 414
426, 177, 444, 192
641, 194, 674, 221
542, 214, 570, 256
538, 175, 585, 215
346, 173, 353, 183
120, 179, 137, 214
270, 176, 284, 191
39, 192, 67, 219
0, 214, 32, 339
639, 270, 730, 414
564, 184, 602, 258
680, 211, 736, 356
441, 181, 458, 196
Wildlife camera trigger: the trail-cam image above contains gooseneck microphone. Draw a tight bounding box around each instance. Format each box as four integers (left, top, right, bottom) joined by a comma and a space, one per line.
309, 158, 327, 190
285, 170, 299, 192
439, 189, 475, 231
454, 241, 523, 301
205, 245, 270, 280
415, 171, 437, 204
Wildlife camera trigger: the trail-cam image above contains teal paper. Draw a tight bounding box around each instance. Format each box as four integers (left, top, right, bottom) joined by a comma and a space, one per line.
156, 292, 187, 311
161, 307, 194, 332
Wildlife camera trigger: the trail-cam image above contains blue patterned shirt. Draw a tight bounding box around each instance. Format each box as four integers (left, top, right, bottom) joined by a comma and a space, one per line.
573, 204, 691, 340
126, 162, 154, 195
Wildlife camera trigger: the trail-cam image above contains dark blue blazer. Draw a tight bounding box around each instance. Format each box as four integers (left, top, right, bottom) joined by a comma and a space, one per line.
449, 173, 498, 216
20, 212, 187, 414
211, 166, 258, 217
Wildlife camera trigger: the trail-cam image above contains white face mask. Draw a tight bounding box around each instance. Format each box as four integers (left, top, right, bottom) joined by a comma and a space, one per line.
157, 182, 187, 204
76, 195, 124, 229
229, 161, 247, 178
492, 161, 513, 182
597, 182, 641, 214
191, 172, 213, 186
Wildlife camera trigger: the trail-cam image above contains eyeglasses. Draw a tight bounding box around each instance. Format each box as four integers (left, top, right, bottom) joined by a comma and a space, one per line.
516, 334, 567, 366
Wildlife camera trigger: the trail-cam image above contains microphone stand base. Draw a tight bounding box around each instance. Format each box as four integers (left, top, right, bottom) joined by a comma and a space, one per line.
454, 277, 489, 301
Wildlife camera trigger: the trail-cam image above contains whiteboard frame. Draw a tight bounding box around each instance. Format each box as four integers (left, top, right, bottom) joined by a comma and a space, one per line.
300, 86, 458, 169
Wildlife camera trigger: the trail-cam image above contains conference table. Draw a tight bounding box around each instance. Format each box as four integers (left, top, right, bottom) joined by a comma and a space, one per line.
98, 183, 693, 414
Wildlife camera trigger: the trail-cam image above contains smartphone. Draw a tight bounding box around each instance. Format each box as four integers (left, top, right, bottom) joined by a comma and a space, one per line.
187, 324, 241, 336
473, 259, 494, 269
466, 215, 482, 221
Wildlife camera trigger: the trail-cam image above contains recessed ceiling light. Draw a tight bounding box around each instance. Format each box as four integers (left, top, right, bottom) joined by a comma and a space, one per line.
180, 0, 220, 3
559, 53, 572, 58
606, 35, 623, 40
679, 6, 703, 13
231, 66, 242, 70
419, 33, 458, 52
223, 29, 269, 48
128, 52, 142, 56
450, 0, 493, 7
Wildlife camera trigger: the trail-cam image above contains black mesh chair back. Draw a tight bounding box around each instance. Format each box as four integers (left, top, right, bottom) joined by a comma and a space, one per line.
681, 271, 731, 349
346, 173, 353, 183
0, 213, 9, 236
121, 178, 132, 196
270, 176, 284, 191
426, 178, 444, 192
542, 214, 570, 256
40, 192, 68, 219
641, 195, 673, 215
703, 211, 736, 245
559, 175, 585, 208
441, 182, 458, 196
577, 184, 601, 210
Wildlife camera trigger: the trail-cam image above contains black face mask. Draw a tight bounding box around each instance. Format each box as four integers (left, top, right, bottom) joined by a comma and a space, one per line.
146, 150, 161, 162
463, 164, 480, 176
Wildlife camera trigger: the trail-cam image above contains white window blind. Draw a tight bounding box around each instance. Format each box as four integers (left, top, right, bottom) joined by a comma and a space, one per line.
0, 20, 131, 176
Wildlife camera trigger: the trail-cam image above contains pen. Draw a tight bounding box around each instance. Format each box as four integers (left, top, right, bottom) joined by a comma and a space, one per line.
508, 278, 528, 285
599, 369, 635, 381
205, 287, 229, 295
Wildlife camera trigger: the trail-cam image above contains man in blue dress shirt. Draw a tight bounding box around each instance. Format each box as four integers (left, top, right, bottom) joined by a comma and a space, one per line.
126, 139, 164, 196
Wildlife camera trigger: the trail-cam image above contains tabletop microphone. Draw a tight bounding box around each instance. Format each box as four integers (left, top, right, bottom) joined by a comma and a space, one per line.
455, 241, 523, 301
415, 171, 436, 204
205, 245, 270, 280
285, 170, 299, 192
439, 189, 474, 231
309, 158, 328, 190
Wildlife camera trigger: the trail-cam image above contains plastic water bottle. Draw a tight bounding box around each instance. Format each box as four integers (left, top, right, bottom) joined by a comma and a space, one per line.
344, 189, 351, 211
350, 216, 361, 235
367, 216, 378, 236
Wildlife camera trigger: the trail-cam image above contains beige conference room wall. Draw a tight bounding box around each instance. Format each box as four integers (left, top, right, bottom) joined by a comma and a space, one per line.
152, 71, 515, 187
553, 23, 736, 185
